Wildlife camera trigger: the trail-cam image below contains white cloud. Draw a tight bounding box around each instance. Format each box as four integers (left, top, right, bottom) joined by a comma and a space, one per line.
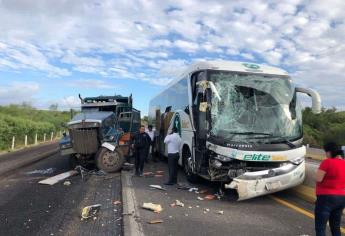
67, 79, 117, 89
0, 81, 39, 104
0, 0, 345, 109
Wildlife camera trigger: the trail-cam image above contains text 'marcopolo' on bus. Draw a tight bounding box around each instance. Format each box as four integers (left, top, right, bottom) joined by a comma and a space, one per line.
149, 60, 321, 200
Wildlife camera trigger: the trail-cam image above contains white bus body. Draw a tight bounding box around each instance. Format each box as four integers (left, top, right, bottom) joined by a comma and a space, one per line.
149, 60, 321, 200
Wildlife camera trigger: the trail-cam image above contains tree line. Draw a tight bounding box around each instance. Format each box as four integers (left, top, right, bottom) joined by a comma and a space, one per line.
0, 104, 71, 150
303, 107, 345, 148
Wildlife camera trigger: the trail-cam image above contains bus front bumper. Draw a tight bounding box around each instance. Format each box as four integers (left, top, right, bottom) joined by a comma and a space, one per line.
225, 161, 305, 201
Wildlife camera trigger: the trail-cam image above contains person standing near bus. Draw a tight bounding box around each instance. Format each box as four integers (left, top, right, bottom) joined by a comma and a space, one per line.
163, 127, 182, 185
132, 125, 151, 176
145, 125, 155, 162
315, 142, 345, 236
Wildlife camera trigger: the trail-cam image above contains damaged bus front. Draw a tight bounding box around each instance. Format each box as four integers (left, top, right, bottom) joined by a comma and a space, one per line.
149, 61, 321, 200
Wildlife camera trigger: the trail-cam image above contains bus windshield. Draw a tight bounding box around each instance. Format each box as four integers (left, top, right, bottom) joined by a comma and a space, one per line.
208, 71, 302, 143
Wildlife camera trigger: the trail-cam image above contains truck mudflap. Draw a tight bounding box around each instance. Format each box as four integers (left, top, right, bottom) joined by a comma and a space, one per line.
225, 161, 305, 201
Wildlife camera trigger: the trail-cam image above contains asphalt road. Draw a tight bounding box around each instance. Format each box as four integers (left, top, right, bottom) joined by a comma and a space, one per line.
128, 160, 341, 236
0, 151, 123, 236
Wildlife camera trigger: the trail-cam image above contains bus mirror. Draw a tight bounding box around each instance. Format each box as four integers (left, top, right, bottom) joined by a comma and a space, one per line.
296, 87, 321, 114
165, 106, 172, 113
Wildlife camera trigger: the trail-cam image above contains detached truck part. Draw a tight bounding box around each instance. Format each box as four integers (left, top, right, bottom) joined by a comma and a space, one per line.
59, 95, 140, 173
148, 60, 321, 200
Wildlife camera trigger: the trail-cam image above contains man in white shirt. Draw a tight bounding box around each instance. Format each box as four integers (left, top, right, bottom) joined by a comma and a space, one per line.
163, 127, 182, 185
145, 125, 155, 162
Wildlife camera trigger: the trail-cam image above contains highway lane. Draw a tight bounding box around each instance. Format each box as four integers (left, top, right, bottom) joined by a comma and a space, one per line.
0, 152, 123, 236
126, 160, 341, 236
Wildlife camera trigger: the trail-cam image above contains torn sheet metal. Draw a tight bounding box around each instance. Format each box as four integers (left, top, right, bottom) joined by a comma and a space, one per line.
225, 161, 305, 200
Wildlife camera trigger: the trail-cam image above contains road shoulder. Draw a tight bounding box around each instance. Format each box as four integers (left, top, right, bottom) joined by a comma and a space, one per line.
122, 170, 145, 236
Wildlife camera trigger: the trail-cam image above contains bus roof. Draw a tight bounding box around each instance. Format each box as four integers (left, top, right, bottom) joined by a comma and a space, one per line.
182, 60, 288, 77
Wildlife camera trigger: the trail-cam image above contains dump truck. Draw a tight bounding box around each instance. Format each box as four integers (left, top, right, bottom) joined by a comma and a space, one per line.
59, 94, 140, 172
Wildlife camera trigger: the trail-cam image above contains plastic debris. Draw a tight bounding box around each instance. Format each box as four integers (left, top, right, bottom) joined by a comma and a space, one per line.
26, 168, 55, 175
197, 197, 204, 201
154, 175, 164, 177
113, 200, 121, 205
149, 185, 166, 191
63, 181, 71, 186
170, 203, 176, 207
81, 204, 102, 219
142, 203, 162, 213
217, 210, 224, 215
148, 219, 163, 224
203, 208, 210, 214
188, 206, 193, 209
39, 170, 78, 185
189, 188, 198, 192
156, 170, 164, 174
175, 200, 184, 207
204, 195, 215, 200
177, 183, 194, 190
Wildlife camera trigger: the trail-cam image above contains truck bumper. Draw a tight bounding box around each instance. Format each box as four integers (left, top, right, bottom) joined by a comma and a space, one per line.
225, 161, 305, 201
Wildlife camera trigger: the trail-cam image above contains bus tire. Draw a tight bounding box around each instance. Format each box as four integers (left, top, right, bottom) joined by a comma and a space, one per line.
96, 147, 124, 173
183, 146, 199, 183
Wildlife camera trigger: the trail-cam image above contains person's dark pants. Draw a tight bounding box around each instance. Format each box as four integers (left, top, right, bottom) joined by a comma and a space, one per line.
315, 195, 345, 236
134, 149, 147, 175
167, 153, 179, 184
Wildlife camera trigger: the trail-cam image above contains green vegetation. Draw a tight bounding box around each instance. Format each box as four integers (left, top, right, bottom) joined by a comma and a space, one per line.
0, 104, 71, 150
303, 107, 345, 147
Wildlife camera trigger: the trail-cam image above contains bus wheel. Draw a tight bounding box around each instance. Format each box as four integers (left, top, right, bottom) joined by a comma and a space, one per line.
96, 147, 124, 173
183, 149, 199, 183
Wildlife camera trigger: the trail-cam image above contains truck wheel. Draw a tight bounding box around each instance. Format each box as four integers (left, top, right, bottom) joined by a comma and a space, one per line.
183, 150, 199, 183
96, 147, 124, 173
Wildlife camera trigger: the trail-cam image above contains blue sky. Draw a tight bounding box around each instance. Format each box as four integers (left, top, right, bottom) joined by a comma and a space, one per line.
0, 0, 345, 115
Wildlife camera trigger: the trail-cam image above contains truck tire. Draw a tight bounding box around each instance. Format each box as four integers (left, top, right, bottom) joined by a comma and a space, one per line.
183, 148, 199, 183
96, 147, 124, 173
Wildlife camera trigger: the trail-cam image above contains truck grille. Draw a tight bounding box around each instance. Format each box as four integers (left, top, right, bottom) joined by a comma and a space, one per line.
70, 128, 99, 154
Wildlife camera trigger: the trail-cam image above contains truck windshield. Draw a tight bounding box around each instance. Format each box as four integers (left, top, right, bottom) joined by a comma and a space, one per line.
208, 71, 302, 143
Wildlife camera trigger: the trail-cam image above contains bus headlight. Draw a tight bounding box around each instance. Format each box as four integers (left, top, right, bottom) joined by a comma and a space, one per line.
290, 157, 304, 165
215, 154, 232, 162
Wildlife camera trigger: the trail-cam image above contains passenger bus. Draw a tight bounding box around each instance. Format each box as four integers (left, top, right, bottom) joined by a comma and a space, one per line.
148, 60, 321, 200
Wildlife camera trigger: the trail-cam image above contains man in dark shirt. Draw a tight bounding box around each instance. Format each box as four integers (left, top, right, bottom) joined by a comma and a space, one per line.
132, 125, 151, 176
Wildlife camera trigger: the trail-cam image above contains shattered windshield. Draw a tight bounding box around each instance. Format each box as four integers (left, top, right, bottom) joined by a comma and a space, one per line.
209, 71, 302, 142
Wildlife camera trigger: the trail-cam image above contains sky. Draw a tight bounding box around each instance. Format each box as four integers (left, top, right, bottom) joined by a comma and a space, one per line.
0, 0, 345, 115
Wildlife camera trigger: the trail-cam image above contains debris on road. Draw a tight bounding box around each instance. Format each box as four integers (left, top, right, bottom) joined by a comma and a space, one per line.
189, 187, 198, 192
175, 200, 184, 207
154, 175, 163, 177
148, 219, 163, 224
81, 204, 102, 219
39, 170, 78, 185
203, 208, 210, 214
156, 170, 164, 174
113, 200, 121, 205
204, 195, 215, 200
197, 197, 204, 201
123, 162, 134, 171
177, 183, 194, 190
63, 181, 71, 186
217, 210, 224, 215
149, 185, 166, 191
26, 168, 55, 175
142, 203, 162, 213
144, 172, 154, 176
199, 189, 208, 194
